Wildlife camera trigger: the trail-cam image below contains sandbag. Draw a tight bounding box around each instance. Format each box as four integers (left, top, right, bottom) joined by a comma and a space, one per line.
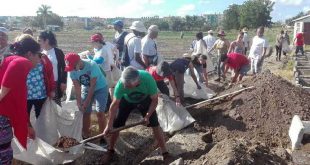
156, 95, 195, 133
12, 100, 84, 164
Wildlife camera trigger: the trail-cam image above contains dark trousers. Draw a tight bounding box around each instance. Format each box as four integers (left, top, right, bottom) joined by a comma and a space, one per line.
27, 98, 47, 118
156, 80, 170, 96
54, 82, 63, 106
275, 45, 282, 60
295, 46, 304, 56
217, 54, 226, 79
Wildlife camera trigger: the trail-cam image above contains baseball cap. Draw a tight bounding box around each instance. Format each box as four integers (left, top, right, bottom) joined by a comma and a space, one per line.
65, 53, 80, 72
90, 34, 103, 42
113, 20, 124, 27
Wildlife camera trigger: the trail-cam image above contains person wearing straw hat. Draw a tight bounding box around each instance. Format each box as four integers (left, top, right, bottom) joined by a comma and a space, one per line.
169, 53, 201, 104
142, 25, 160, 67
242, 27, 250, 55
0, 27, 11, 62
122, 21, 147, 69
208, 30, 230, 82
203, 30, 217, 52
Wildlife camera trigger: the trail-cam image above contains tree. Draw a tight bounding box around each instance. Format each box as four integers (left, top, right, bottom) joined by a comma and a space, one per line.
239, 0, 274, 28
36, 4, 52, 29
222, 4, 241, 30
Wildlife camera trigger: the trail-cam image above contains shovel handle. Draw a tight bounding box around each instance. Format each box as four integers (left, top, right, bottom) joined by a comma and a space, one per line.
80, 121, 145, 144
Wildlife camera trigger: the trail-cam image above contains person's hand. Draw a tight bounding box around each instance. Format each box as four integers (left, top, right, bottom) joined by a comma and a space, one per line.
103, 126, 112, 136
77, 102, 85, 112
143, 115, 150, 126
197, 84, 202, 89
28, 126, 36, 139
60, 83, 67, 92
175, 97, 182, 107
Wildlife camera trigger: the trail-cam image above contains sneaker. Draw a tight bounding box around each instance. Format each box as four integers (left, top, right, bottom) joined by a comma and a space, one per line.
100, 138, 108, 148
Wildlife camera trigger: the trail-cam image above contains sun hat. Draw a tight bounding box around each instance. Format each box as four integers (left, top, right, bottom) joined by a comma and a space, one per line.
113, 20, 124, 28
64, 53, 81, 72
0, 27, 8, 35
242, 27, 248, 32
148, 25, 160, 32
156, 61, 172, 77
217, 30, 226, 36
129, 21, 147, 33
90, 34, 103, 42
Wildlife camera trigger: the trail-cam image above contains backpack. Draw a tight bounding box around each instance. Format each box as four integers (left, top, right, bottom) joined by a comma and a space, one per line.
121, 35, 136, 67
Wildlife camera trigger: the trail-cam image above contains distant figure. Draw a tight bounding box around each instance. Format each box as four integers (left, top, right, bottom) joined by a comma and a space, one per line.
112, 20, 128, 68
142, 25, 159, 67
228, 32, 245, 55
203, 30, 217, 52
180, 31, 184, 39
249, 26, 269, 74
23, 28, 33, 36
282, 30, 290, 56
208, 30, 230, 82
122, 21, 147, 69
0, 27, 11, 61
275, 30, 284, 61
242, 27, 250, 55
294, 32, 304, 56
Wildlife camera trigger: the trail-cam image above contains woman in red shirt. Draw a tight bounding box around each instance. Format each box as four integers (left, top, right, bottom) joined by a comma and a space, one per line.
0, 34, 39, 164
223, 53, 250, 83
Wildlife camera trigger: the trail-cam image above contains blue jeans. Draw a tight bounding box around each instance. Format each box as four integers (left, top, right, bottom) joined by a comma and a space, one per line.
82, 87, 109, 113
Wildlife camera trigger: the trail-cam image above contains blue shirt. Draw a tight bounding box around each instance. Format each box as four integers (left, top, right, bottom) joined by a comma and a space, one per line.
70, 59, 107, 92
27, 63, 47, 100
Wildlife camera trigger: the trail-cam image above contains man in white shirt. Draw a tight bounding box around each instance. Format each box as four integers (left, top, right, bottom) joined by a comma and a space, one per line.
203, 30, 217, 52
242, 27, 250, 55
0, 27, 10, 62
142, 25, 159, 67
123, 21, 147, 70
249, 26, 269, 74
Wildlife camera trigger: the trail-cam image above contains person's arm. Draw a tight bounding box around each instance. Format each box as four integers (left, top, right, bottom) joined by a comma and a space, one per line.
231, 69, 239, 83
144, 93, 158, 125
43, 56, 56, 97
82, 77, 97, 109
202, 39, 208, 50
223, 63, 229, 80
135, 53, 147, 69
202, 67, 208, 87
188, 62, 201, 89
103, 98, 120, 134
225, 40, 230, 49
228, 42, 234, 54
72, 80, 83, 111
169, 79, 181, 106
0, 86, 10, 101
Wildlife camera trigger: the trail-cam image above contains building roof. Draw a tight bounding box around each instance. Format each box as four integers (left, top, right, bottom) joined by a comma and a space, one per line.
292, 15, 310, 22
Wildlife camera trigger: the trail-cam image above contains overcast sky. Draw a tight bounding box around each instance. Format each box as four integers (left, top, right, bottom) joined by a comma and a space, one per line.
0, 0, 309, 21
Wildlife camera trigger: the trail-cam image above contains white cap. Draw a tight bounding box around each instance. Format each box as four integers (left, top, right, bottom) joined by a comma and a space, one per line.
207, 30, 214, 34
0, 27, 8, 35
148, 25, 160, 32
129, 21, 147, 33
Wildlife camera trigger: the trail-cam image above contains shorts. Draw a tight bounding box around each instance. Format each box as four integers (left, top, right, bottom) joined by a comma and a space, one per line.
104, 70, 114, 88
113, 96, 159, 128
239, 64, 250, 76
82, 87, 109, 113
0, 116, 13, 165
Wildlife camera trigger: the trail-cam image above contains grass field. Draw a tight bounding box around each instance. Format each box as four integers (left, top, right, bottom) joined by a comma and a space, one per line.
7, 27, 283, 59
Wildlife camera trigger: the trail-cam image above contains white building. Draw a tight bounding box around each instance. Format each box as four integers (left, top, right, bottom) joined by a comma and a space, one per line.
292, 15, 310, 45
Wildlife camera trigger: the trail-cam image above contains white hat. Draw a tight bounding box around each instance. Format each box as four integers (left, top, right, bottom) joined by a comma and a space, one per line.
183, 53, 191, 58
129, 21, 147, 33
207, 30, 214, 34
148, 25, 160, 32
0, 27, 8, 35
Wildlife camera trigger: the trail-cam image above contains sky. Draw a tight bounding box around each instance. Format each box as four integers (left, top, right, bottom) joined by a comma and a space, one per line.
0, 0, 309, 21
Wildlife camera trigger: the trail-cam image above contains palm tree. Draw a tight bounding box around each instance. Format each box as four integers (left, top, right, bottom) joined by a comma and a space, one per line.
36, 5, 52, 29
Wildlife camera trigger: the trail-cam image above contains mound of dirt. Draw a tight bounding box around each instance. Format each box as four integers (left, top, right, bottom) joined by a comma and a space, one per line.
193, 138, 289, 165
190, 71, 310, 148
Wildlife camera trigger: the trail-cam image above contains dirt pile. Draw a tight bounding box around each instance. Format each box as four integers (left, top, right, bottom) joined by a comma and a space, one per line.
191, 71, 310, 148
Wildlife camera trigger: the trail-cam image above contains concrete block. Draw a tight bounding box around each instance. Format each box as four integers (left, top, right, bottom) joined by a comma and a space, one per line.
289, 115, 310, 150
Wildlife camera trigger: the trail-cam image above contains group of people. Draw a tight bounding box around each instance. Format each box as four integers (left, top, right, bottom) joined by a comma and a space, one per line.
0, 19, 307, 164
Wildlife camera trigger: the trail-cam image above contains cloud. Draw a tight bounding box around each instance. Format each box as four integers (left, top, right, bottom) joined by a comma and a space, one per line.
303, 6, 310, 12
272, 0, 304, 6
177, 4, 196, 16
148, 0, 165, 5
199, 0, 211, 4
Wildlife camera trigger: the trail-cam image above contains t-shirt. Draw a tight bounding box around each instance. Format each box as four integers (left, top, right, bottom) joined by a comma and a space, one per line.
42, 48, 58, 81
214, 39, 229, 55
146, 66, 173, 82
296, 33, 304, 46
114, 70, 158, 103
27, 63, 47, 100
0, 55, 33, 148
203, 35, 217, 52
249, 36, 269, 60
194, 39, 208, 55
170, 58, 190, 74
227, 53, 249, 70
124, 33, 144, 69
243, 32, 250, 48
105, 41, 117, 64
94, 45, 112, 71
70, 59, 107, 92
141, 35, 157, 57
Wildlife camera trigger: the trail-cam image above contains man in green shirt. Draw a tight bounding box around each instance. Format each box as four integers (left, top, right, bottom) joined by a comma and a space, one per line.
102, 66, 170, 163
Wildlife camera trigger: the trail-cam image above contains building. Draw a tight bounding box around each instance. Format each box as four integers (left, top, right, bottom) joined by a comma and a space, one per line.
292, 15, 310, 45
